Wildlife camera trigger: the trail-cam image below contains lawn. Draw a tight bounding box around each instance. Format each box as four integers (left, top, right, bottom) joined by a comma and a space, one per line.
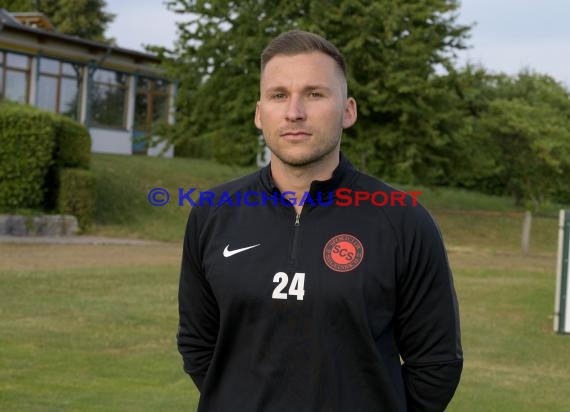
0, 242, 568, 411
0, 244, 198, 412
447, 252, 567, 411
1, 154, 568, 410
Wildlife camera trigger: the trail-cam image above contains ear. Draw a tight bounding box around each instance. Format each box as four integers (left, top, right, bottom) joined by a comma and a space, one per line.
342, 97, 357, 129
254, 101, 262, 130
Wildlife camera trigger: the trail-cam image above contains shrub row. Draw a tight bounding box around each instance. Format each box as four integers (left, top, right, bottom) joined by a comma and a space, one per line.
0, 102, 94, 230
0, 103, 55, 209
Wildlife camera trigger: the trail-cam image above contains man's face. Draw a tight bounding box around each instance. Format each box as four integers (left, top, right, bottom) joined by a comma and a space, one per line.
255, 52, 357, 168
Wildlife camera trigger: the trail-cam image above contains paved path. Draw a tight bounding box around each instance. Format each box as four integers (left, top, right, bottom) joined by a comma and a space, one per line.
0, 235, 166, 245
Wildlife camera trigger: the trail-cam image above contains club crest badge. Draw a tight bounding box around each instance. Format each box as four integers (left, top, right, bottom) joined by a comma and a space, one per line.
323, 234, 364, 272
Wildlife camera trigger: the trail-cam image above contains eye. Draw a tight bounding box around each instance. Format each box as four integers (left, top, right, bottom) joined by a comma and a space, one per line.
271, 93, 286, 100
309, 91, 323, 98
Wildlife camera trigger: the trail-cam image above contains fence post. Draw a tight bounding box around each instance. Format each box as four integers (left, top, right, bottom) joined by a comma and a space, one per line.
554, 210, 570, 334
521, 211, 532, 255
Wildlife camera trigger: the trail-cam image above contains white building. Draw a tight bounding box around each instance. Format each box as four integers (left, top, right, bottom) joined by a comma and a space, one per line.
0, 9, 175, 157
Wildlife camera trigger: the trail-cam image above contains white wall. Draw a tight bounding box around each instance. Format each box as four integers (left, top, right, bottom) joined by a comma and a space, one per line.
90, 128, 132, 155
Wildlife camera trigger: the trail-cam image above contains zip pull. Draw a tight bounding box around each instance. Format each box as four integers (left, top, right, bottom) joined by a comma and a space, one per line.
295, 213, 300, 226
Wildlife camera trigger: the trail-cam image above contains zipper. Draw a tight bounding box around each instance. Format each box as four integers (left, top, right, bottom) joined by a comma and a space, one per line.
290, 213, 301, 262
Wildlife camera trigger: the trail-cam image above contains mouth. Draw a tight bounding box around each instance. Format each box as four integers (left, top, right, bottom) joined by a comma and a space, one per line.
280, 131, 312, 138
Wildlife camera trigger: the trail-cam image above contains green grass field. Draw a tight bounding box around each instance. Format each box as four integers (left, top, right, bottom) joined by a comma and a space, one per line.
1, 154, 568, 411
0, 260, 197, 411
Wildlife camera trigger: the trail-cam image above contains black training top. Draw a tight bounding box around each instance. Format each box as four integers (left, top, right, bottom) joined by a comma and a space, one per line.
177, 154, 463, 412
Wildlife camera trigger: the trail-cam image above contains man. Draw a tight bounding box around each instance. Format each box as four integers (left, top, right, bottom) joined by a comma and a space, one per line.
178, 30, 463, 411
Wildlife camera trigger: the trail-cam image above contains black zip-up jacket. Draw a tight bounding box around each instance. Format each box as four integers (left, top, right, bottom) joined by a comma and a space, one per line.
178, 154, 463, 411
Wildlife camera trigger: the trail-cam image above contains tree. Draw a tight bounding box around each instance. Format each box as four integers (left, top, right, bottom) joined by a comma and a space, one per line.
476, 72, 570, 209
309, 0, 470, 183
0, 0, 34, 11
155, 0, 470, 175
436, 67, 570, 209
433, 64, 507, 193
0, 0, 115, 43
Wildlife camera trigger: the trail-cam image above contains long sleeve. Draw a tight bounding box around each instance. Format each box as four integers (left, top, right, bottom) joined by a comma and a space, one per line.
177, 207, 220, 391
395, 206, 463, 411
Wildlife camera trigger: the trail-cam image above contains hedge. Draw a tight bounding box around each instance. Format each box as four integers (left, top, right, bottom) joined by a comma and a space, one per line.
52, 115, 91, 169
57, 168, 96, 231
0, 102, 95, 225
44, 115, 92, 209
0, 103, 55, 209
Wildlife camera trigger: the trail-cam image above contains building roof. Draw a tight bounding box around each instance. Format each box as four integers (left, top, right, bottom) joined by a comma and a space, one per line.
0, 8, 161, 65
10, 11, 56, 31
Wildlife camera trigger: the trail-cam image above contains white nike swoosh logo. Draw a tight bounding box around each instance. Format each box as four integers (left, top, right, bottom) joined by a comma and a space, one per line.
223, 244, 261, 257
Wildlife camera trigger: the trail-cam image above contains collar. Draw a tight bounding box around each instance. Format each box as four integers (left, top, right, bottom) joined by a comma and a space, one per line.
259, 152, 357, 201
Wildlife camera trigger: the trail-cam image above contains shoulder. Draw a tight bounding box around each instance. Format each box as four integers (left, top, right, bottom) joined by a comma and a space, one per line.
350, 172, 449, 282
351, 171, 426, 215
350, 170, 441, 243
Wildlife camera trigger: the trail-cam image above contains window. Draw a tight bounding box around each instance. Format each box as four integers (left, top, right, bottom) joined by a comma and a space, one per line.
37, 75, 58, 112
91, 68, 128, 128
134, 77, 170, 132
0, 52, 30, 103
37, 58, 82, 119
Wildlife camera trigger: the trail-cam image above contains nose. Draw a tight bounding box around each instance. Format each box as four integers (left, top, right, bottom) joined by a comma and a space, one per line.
285, 95, 306, 122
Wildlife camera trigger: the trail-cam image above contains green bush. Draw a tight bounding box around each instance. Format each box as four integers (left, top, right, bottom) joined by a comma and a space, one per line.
0, 103, 55, 210
0, 103, 96, 230
175, 134, 212, 158
44, 115, 92, 209
52, 115, 91, 169
57, 168, 96, 231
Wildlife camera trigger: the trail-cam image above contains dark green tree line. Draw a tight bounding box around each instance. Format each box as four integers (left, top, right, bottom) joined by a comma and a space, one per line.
154, 0, 471, 181
448, 70, 570, 209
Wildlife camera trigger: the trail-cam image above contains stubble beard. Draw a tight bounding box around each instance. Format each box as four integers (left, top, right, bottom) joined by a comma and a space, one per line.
265, 126, 343, 168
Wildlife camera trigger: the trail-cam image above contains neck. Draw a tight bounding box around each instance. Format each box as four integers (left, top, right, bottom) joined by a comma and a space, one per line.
270, 150, 340, 214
